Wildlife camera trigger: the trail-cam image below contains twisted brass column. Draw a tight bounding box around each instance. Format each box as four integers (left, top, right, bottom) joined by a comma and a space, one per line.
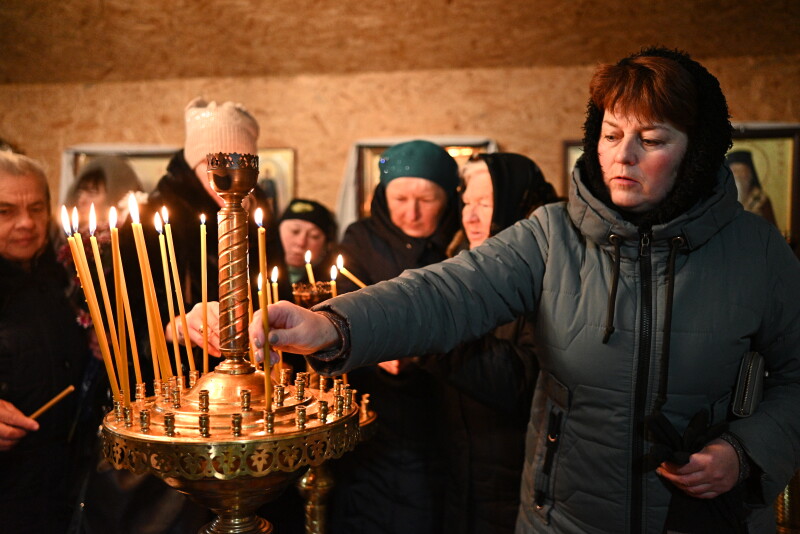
209, 152, 257, 373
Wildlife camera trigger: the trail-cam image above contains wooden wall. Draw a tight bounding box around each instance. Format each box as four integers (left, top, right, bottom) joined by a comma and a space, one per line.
0, 53, 798, 213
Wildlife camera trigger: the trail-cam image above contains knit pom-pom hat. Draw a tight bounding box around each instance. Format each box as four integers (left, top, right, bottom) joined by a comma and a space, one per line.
183, 97, 259, 170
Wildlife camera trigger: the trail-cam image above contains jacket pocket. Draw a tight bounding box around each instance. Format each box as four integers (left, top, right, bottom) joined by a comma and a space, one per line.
532, 370, 571, 523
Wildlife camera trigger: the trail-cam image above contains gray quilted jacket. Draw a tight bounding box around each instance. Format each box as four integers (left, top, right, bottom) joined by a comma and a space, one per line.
314, 165, 800, 533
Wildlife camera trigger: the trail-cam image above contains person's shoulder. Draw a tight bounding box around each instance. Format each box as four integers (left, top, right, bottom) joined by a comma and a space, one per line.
521, 201, 571, 233
341, 217, 379, 245
730, 209, 782, 244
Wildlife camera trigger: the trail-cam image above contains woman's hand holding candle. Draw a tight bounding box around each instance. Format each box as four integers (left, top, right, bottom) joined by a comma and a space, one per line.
249, 301, 339, 363
171, 302, 222, 358
0, 399, 39, 451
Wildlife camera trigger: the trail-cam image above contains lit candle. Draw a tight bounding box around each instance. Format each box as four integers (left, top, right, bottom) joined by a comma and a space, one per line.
163, 207, 196, 374
258, 270, 273, 412
270, 266, 282, 369
304, 250, 316, 285
62, 207, 120, 400
265, 270, 272, 306
156, 213, 183, 384
108, 208, 127, 376
109, 207, 142, 386
200, 213, 209, 373
128, 194, 171, 381
271, 266, 279, 305
89, 204, 127, 404
248, 275, 257, 366
336, 254, 367, 288
330, 265, 338, 297
255, 207, 268, 302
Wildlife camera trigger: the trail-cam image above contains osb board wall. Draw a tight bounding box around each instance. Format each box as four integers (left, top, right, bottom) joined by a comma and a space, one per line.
1, 54, 798, 215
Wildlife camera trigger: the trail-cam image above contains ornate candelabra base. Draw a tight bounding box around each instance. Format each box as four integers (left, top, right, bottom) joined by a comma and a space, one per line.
102, 369, 361, 534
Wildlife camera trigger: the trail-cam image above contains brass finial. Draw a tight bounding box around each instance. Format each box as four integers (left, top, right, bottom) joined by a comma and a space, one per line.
232, 414, 243, 437
164, 412, 175, 437
241, 390, 252, 412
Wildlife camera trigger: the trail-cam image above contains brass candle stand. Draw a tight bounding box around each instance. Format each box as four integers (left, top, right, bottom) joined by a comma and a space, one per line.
101, 153, 366, 534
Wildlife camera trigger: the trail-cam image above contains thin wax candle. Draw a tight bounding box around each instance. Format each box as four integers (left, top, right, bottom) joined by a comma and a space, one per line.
163, 207, 196, 374
330, 265, 338, 297
156, 213, 183, 384
200, 214, 209, 373
304, 250, 316, 285
62, 207, 120, 400
258, 272, 273, 412
128, 194, 171, 380
336, 254, 367, 288
89, 204, 127, 404
110, 208, 142, 386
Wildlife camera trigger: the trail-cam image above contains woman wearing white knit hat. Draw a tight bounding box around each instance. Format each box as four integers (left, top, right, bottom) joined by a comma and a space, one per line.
85, 97, 288, 532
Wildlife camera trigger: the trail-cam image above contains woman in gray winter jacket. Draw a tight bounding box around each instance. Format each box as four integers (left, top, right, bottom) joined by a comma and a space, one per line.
252, 47, 800, 533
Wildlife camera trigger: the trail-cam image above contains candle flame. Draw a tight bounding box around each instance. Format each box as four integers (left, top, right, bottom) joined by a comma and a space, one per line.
154, 212, 163, 234
330, 265, 338, 281
89, 203, 97, 236
200, 213, 206, 224
60, 206, 71, 235
271, 266, 278, 283
71, 207, 79, 234
258, 273, 263, 292
254, 207, 263, 227
305, 250, 312, 264
336, 254, 344, 270
108, 207, 117, 229
161, 206, 169, 225
128, 193, 140, 224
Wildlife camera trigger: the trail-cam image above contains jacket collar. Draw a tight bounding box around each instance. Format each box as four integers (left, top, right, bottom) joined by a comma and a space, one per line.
568, 163, 741, 257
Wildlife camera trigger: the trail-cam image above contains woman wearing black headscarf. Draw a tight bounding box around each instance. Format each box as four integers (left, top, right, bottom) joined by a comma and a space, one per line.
425, 153, 559, 534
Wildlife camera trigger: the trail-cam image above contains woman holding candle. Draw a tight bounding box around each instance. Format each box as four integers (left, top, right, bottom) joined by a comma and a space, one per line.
0, 152, 99, 533
119, 97, 270, 372
422, 152, 559, 534
100, 97, 271, 533
254, 48, 800, 533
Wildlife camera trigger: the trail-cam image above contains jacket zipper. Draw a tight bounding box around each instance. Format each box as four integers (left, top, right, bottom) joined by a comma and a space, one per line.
631, 231, 652, 533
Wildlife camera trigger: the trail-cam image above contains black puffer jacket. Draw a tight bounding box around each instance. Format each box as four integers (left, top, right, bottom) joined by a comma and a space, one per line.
328, 184, 458, 534
0, 244, 91, 533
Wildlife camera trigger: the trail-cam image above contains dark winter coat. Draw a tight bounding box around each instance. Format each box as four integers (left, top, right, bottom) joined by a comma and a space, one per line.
327, 184, 459, 534
0, 244, 91, 533
423, 318, 537, 534
422, 152, 553, 534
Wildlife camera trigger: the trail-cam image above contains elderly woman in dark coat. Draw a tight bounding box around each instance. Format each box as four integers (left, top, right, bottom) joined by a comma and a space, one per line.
329, 139, 460, 534
424, 153, 559, 534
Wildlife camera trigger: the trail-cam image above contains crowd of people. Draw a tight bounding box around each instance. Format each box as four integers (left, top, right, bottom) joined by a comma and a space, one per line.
1, 45, 799, 534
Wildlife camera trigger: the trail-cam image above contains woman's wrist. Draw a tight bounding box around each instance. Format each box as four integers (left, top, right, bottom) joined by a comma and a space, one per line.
314, 310, 350, 361
719, 432, 751, 484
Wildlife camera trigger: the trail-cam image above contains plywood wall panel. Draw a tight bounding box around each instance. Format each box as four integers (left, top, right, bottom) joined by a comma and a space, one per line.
1, 54, 798, 217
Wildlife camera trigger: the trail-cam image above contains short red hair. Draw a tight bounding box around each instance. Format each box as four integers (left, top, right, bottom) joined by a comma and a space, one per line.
589, 55, 698, 132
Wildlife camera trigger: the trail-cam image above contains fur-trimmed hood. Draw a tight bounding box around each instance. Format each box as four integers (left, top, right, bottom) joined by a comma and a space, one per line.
580, 46, 733, 227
